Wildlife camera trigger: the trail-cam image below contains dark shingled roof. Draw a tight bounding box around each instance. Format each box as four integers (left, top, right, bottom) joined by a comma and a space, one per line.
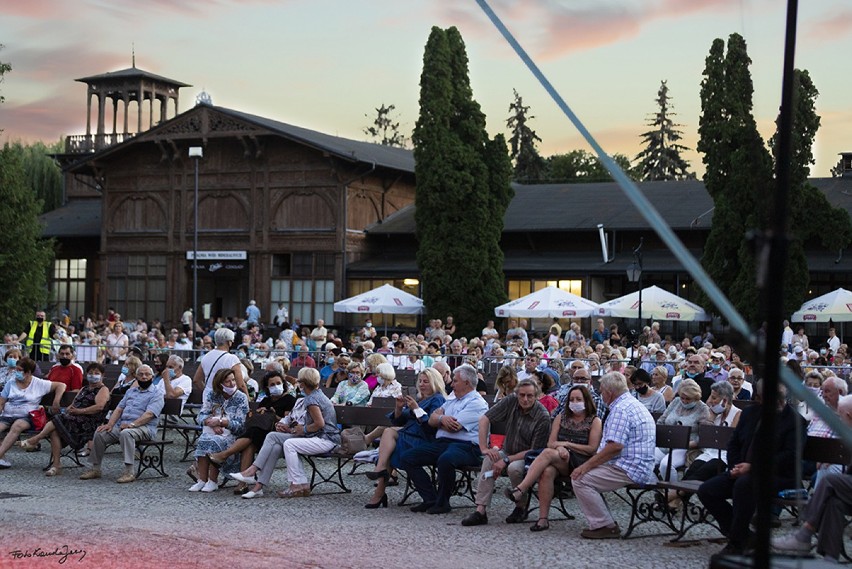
367, 177, 852, 235
215, 106, 415, 173
39, 199, 101, 238
76, 67, 191, 87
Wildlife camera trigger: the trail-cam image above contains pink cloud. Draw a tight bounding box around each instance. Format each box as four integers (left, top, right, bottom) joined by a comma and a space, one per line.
432, 0, 742, 60
0, 0, 73, 19
805, 9, 852, 42
5, 44, 129, 83
0, 93, 81, 143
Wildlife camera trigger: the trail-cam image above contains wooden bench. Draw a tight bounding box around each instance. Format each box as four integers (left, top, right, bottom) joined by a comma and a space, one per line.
774, 436, 852, 519
617, 423, 692, 539
301, 405, 393, 495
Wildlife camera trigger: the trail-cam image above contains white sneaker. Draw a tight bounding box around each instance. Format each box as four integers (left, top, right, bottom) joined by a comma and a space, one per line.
228, 472, 257, 484
188, 480, 206, 492
201, 479, 218, 493
0, 458, 11, 468
771, 533, 813, 553
242, 489, 264, 499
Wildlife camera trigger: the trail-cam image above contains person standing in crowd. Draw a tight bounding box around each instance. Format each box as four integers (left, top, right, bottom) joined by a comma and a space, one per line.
19, 310, 55, 361
245, 300, 261, 325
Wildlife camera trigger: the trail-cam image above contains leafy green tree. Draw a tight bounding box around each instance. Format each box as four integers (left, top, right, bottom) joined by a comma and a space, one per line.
769, 70, 852, 315
698, 33, 774, 324
363, 103, 407, 147
545, 150, 637, 183
413, 26, 512, 338
0, 49, 55, 335
5, 139, 64, 213
635, 80, 693, 181
506, 89, 545, 182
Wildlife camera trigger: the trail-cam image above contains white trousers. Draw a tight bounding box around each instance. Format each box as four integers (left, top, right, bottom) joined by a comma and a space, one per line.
282, 437, 337, 485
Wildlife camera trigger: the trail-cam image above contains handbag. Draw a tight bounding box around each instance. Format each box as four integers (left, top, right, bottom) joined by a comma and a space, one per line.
244, 409, 278, 432
338, 426, 366, 455
29, 407, 48, 431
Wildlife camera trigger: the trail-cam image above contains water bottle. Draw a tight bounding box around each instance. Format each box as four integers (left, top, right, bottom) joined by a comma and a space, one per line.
777, 489, 809, 500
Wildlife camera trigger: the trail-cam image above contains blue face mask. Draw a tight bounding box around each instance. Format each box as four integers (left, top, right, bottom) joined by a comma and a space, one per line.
121, 366, 129, 375
711, 364, 721, 372
87, 374, 102, 383
6, 358, 17, 368
14, 371, 25, 382
169, 369, 176, 378
328, 357, 335, 365
686, 371, 699, 378
681, 401, 697, 410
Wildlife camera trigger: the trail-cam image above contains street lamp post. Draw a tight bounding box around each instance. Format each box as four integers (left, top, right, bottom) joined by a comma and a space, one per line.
189, 146, 203, 341
626, 238, 644, 328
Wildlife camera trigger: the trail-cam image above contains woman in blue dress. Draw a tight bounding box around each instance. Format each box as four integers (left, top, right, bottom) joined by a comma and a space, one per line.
363, 367, 446, 508
190, 368, 249, 492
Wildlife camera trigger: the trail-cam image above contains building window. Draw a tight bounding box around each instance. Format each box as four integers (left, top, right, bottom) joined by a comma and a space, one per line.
508, 279, 582, 300
50, 258, 87, 320
271, 253, 337, 324
107, 255, 166, 321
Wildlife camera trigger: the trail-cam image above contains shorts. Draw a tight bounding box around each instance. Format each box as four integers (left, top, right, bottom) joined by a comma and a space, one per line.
0, 415, 33, 429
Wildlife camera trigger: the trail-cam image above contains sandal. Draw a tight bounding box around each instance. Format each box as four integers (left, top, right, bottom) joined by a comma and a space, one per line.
207, 453, 224, 466
233, 484, 249, 495
277, 487, 311, 499
504, 486, 524, 503
530, 519, 550, 532
45, 466, 62, 477
19, 440, 37, 451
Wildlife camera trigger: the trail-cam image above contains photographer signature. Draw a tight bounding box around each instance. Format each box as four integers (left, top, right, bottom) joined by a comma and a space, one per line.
9, 545, 86, 564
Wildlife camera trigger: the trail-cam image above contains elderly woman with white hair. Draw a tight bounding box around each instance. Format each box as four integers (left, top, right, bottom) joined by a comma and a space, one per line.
654, 378, 712, 475
193, 327, 247, 397
368, 363, 403, 405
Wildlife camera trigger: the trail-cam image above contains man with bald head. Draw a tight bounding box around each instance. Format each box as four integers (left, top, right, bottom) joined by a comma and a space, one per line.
80, 364, 164, 484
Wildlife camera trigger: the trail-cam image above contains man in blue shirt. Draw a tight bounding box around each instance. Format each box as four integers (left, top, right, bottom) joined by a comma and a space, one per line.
80, 365, 164, 483
245, 300, 261, 325
400, 364, 488, 515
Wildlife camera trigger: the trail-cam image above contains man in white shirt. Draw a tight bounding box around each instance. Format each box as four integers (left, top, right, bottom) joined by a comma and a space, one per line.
827, 327, 841, 356
481, 320, 499, 341
781, 320, 794, 351
156, 355, 193, 414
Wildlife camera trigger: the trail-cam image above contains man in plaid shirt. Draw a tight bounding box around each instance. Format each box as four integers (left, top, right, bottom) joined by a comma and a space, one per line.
570, 371, 656, 539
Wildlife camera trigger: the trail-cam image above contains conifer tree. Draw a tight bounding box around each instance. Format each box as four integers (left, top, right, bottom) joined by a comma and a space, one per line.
635, 80, 693, 181
413, 27, 512, 337
506, 89, 545, 182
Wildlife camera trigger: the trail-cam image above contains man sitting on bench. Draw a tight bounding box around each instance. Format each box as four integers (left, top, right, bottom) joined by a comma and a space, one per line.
80, 364, 164, 484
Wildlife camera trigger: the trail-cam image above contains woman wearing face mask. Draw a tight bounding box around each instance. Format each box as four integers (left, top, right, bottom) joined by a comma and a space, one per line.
0, 358, 66, 469
190, 368, 249, 492
368, 363, 403, 406
0, 348, 22, 392
207, 370, 296, 494
631, 369, 666, 414
330, 362, 370, 406
111, 355, 142, 396
654, 379, 712, 475
507, 385, 603, 531
363, 353, 388, 392
797, 370, 824, 421
20, 362, 110, 476
664, 381, 741, 507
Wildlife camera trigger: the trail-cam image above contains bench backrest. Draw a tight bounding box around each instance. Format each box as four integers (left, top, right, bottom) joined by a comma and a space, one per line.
334, 404, 393, 428
656, 424, 692, 481
803, 436, 852, 467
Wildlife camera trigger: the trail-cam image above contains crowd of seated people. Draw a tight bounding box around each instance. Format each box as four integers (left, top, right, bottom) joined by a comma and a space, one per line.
2, 310, 851, 562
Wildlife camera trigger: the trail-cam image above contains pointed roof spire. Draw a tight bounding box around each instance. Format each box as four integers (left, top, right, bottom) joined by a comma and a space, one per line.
132, 43, 136, 68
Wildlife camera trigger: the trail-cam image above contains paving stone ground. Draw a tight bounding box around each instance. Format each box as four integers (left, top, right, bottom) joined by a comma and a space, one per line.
0, 440, 845, 569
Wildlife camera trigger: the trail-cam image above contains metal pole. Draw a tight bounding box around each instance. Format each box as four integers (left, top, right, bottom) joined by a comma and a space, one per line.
754, 1, 798, 566
193, 155, 199, 343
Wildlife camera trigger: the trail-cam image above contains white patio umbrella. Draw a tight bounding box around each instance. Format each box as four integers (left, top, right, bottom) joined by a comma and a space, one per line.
597, 285, 710, 321
334, 283, 424, 335
494, 286, 600, 318
791, 288, 852, 322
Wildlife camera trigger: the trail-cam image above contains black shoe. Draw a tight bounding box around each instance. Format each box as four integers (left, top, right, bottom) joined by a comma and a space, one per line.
461, 510, 488, 526
410, 502, 434, 513
505, 506, 529, 524
365, 469, 389, 481
427, 504, 452, 515
365, 493, 388, 509
717, 542, 744, 556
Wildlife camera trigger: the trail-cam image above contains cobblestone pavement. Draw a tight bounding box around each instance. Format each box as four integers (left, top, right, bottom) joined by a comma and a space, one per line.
0, 440, 843, 569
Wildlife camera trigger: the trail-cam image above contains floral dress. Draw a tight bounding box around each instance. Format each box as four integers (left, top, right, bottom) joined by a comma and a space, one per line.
52, 384, 109, 450
195, 390, 249, 473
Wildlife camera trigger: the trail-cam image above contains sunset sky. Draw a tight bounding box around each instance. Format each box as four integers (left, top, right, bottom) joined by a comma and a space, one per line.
0, 0, 850, 177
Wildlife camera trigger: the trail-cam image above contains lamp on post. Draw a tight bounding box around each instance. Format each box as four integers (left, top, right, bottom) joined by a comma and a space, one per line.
626, 238, 644, 326
188, 146, 203, 343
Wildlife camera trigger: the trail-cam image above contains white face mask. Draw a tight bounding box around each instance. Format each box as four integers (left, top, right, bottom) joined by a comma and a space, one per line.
711, 402, 726, 414
568, 402, 586, 414
377, 377, 385, 386
223, 385, 237, 396
268, 384, 284, 396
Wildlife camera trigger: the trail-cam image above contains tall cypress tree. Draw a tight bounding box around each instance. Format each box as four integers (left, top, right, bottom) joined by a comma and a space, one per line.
698, 33, 773, 324
635, 80, 693, 181
770, 69, 852, 315
413, 27, 511, 338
